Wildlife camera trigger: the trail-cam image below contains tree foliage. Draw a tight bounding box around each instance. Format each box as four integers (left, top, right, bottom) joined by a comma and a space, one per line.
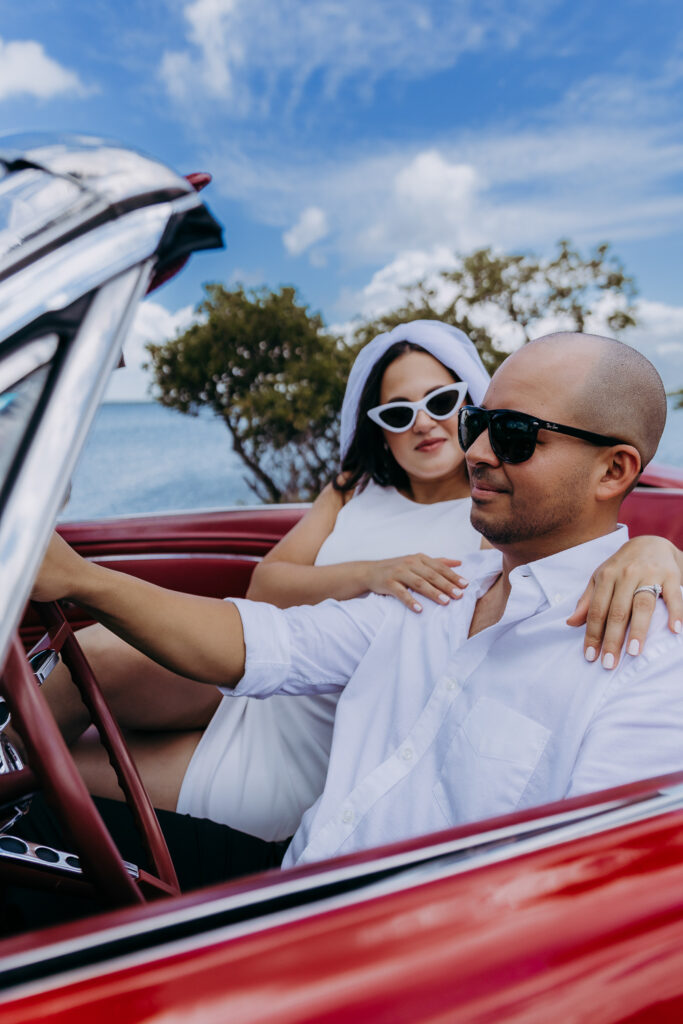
146, 284, 356, 502
355, 239, 638, 374
147, 241, 639, 502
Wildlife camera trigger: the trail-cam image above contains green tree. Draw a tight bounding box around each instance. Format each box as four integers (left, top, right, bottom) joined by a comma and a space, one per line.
146, 284, 357, 502
355, 239, 638, 373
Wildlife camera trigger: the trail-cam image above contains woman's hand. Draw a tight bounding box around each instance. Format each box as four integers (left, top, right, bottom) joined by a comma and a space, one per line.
362, 554, 468, 612
567, 535, 683, 669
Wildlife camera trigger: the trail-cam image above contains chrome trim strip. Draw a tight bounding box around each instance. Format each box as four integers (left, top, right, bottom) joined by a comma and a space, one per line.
2, 784, 682, 996
0, 335, 59, 395
0, 265, 152, 662
0, 199, 194, 344
0, 834, 139, 880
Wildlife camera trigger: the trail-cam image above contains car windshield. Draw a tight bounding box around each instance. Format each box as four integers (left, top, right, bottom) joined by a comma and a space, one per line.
0, 335, 58, 495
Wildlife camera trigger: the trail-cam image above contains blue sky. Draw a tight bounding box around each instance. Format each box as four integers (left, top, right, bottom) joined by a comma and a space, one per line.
2, 0, 683, 410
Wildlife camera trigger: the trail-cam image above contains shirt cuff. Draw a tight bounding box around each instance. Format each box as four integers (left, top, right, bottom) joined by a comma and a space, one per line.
220, 598, 292, 699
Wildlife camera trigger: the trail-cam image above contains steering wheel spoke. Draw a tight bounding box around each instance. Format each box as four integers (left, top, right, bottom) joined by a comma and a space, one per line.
0, 603, 179, 907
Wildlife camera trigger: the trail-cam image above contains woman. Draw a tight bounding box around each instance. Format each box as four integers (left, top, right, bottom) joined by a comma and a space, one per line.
41, 321, 683, 843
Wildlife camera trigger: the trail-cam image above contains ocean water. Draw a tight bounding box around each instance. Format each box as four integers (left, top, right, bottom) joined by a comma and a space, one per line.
61, 403, 256, 521
61, 400, 683, 522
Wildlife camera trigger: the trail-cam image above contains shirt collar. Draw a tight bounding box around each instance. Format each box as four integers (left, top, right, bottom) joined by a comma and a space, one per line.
511, 525, 629, 607
463, 525, 630, 607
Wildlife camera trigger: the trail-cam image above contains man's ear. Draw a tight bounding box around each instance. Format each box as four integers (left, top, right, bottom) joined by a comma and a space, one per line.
594, 445, 642, 502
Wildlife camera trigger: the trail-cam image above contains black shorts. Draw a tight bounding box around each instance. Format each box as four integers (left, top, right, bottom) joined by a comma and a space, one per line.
14, 794, 289, 891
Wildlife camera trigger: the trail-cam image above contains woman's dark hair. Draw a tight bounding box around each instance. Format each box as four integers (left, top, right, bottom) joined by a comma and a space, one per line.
333, 341, 459, 495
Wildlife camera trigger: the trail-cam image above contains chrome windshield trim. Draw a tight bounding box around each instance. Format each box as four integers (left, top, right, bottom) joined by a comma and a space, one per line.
0, 135, 194, 209
0, 264, 152, 660
0, 196, 197, 345
0, 135, 201, 280
0, 335, 59, 395
2, 782, 682, 996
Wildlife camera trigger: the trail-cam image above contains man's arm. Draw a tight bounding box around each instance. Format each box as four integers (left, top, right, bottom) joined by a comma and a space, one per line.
32, 532, 246, 687
566, 630, 683, 798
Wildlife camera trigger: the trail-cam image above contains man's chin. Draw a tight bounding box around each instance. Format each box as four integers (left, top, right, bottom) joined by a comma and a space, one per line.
470, 509, 519, 546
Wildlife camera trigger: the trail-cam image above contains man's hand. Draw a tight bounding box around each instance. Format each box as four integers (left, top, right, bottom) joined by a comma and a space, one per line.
31, 531, 91, 603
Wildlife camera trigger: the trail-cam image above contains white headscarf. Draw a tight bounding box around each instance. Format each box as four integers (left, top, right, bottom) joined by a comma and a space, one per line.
340, 320, 491, 458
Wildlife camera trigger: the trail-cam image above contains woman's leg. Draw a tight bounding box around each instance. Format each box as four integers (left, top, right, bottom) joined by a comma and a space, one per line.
28, 622, 223, 811
70, 727, 205, 812
39, 622, 222, 744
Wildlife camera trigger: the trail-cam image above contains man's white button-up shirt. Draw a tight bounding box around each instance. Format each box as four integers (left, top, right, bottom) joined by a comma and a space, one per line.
225, 527, 683, 868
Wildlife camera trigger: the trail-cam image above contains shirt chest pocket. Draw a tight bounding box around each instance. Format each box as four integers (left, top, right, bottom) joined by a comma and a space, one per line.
434, 696, 550, 827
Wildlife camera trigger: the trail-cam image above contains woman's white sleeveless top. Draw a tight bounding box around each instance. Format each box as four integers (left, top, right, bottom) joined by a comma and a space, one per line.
177, 481, 479, 840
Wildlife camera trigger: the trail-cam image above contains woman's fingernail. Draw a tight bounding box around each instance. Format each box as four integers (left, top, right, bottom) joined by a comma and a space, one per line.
585, 646, 597, 662
602, 652, 615, 670
413, 602, 422, 612
628, 639, 640, 656
675, 620, 682, 635
438, 594, 449, 604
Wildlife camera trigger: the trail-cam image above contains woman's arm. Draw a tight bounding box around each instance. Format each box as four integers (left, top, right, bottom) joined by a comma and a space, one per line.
246, 482, 468, 612
567, 535, 683, 668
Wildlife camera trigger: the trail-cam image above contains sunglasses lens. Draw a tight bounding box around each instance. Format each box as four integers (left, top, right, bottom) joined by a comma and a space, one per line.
458, 407, 488, 451
425, 388, 461, 418
490, 413, 536, 463
379, 406, 414, 430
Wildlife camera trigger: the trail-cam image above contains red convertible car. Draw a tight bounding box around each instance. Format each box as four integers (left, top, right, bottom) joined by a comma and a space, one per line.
1, 136, 683, 1023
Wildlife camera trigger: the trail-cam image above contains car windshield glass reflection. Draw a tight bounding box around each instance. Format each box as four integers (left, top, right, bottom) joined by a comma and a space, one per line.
0, 167, 90, 266
0, 334, 57, 495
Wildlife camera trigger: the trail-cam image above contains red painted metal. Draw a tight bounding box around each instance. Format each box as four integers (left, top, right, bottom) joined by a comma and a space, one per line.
639, 462, 683, 489
4, 795, 683, 1022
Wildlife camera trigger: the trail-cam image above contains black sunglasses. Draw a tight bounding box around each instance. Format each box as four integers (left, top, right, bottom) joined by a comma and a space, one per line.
458, 405, 628, 464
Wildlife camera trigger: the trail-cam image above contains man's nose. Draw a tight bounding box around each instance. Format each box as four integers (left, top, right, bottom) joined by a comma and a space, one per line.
465, 424, 500, 467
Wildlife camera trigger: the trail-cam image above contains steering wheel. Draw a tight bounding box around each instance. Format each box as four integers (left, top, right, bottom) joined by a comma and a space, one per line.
0, 601, 179, 907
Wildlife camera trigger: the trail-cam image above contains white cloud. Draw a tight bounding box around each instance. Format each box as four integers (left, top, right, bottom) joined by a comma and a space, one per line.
0, 38, 89, 102
624, 299, 683, 392
342, 245, 459, 319
161, 0, 542, 112
283, 206, 329, 256
206, 98, 683, 294
104, 300, 196, 402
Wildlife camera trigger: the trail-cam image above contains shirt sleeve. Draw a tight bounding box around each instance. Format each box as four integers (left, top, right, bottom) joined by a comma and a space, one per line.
221, 594, 391, 699
566, 632, 683, 798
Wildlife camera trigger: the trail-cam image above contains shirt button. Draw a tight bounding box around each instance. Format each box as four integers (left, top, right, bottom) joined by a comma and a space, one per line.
446, 678, 459, 691
554, 593, 563, 603
401, 747, 413, 761
342, 808, 353, 824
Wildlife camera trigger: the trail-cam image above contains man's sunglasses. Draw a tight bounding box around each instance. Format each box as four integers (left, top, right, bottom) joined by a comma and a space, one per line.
367, 381, 468, 433
458, 405, 628, 464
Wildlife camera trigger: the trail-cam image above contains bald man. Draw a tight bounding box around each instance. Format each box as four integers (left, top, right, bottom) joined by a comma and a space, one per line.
31, 332, 683, 874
